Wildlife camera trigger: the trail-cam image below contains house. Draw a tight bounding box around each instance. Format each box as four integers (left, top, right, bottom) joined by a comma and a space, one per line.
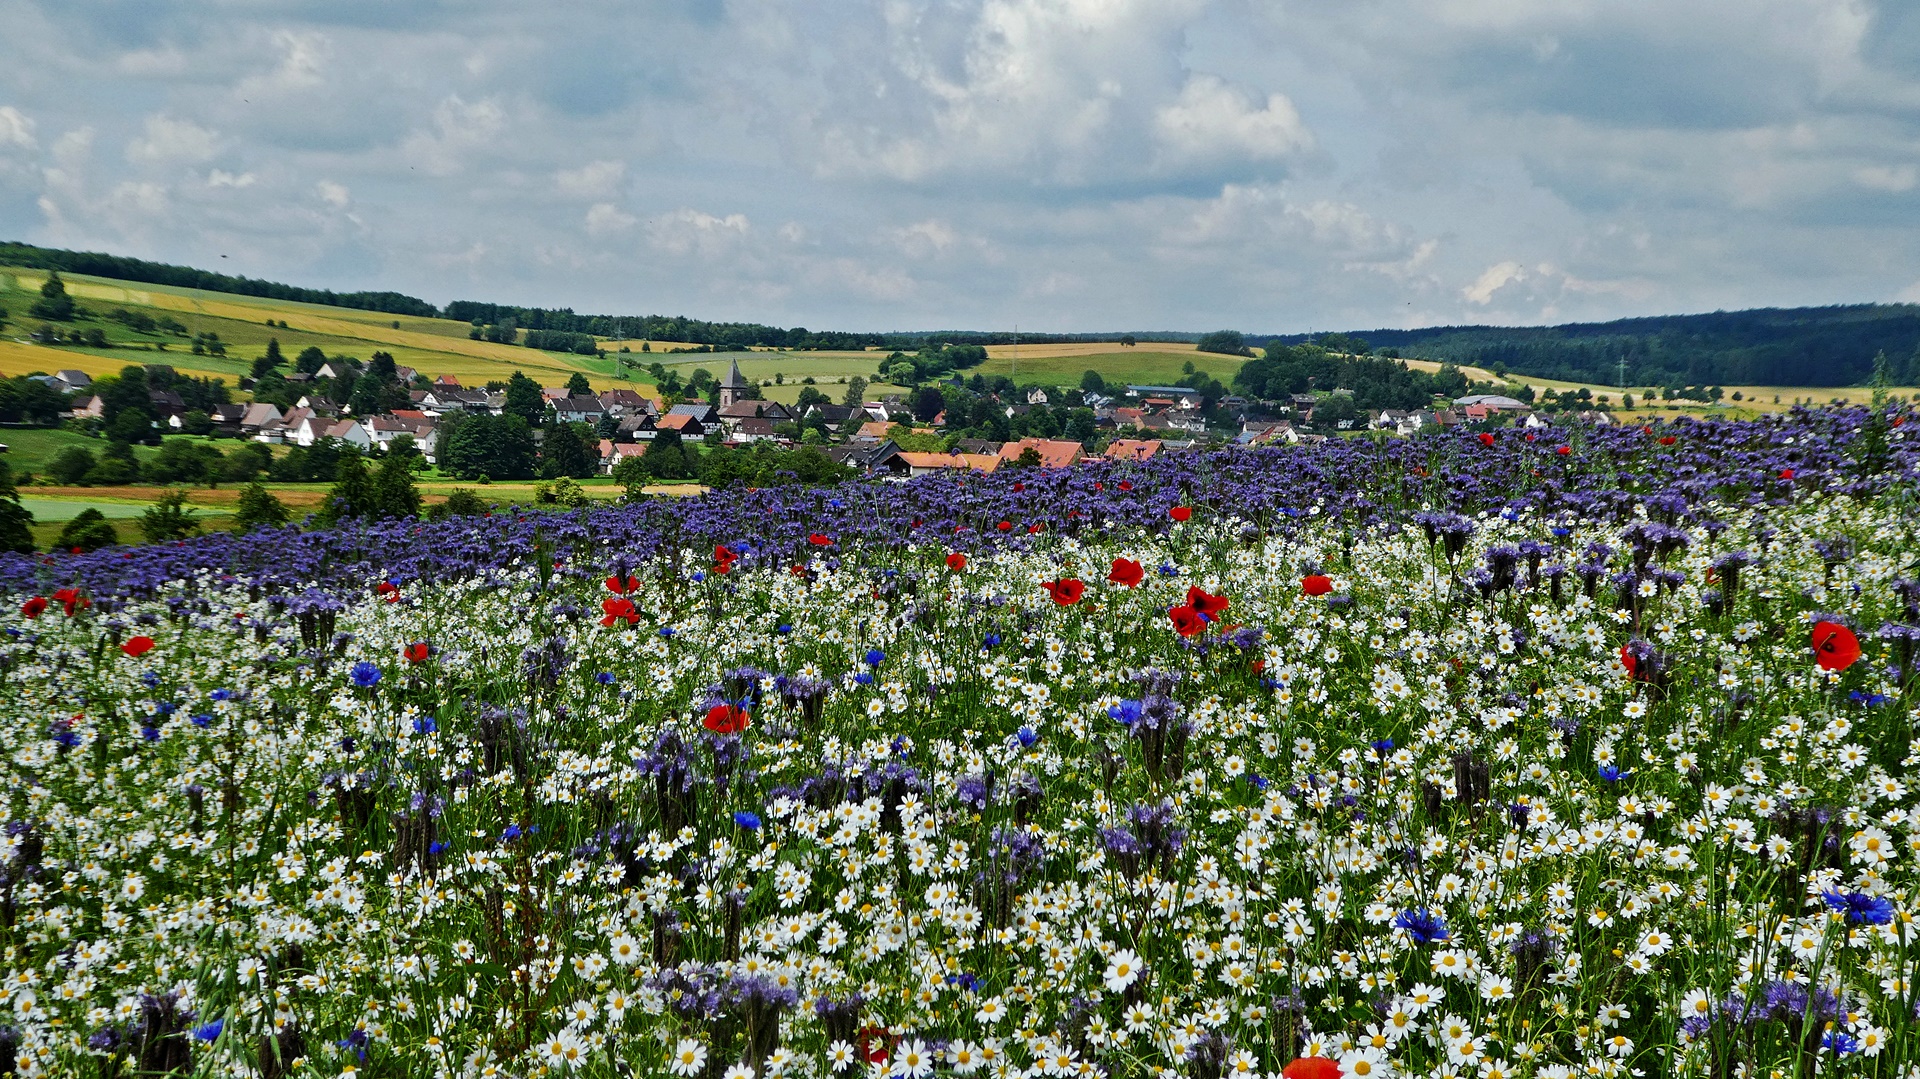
1163, 409, 1209, 433
364, 415, 434, 454
998, 438, 1084, 470
854, 420, 895, 442
555, 395, 606, 424
718, 400, 791, 424
1522, 412, 1553, 429
1026, 387, 1050, 406
667, 403, 717, 424
393, 366, 418, 385
1125, 385, 1204, 408
1105, 439, 1160, 461
72, 395, 106, 420
1238, 420, 1295, 445
727, 417, 780, 443
827, 440, 907, 477
542, 386, 572, 402
314, 361, 352, 381
320, 419, 374, 451
718, 359, 752, 409
433, 375, 460, 388
609, 442, 650, 474
1108, 407, 1147, 430
1453, 393, 1531, 412
1289, 394, 1319, 411
896, 451, 1002, 476
1430, 410, 1461, 427
1371, 409, 1412, 431
598, 389, 655, 417
148, 390, 186, 420
52, 370, 92, 394
1142, 397, 1176, 412
656, 413, 704, 438
953, 438, 1003, 456
613, 413, 656, 440
804, 403, 860, 425
238, 402, 282, 433
207, 404, 248, 433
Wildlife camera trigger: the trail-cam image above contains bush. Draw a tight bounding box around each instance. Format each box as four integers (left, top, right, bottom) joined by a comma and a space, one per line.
232, 482, 289, 532
139, 490, 202, 544
428, 488, 489, 520
48, 446, 97, 486
1194, 330, 1249, 357
534, 476, 591, 509
54, 508, 118, 552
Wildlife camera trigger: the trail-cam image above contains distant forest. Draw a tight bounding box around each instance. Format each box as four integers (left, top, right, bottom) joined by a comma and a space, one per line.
7, 241, 1917, 384
1262, 305, 1920, 388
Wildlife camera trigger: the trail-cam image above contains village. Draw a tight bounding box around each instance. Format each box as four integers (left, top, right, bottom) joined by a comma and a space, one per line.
34, 354, 1599, 483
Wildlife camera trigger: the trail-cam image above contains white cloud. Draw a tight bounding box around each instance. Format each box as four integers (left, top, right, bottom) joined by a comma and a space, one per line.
1153, 75, 1312, 164
208, 170, 256, 189
555, 160, 627, 199
316, 180, 351, 207
238, 30, 330, 97
1855, 164, 1917, 193
0, 106, 35, 150
1463, 261, 1526, 305
401, 95, 506, 176
126, 114, 219, 166
647, 209, 750, 256
891, 219, 960, 256
584, 202, 637, 236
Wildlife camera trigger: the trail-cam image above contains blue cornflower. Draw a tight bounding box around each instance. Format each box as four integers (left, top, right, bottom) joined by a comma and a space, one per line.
412, 717, 437, 735
1550, 526, 1573, 538
1598, 765, 1629, 783
1822, 889, 1894, 925
1393, 907, 1450, 943
1823, 1031, 1861, 1054
732, 811, 762, 830
982, 633, 1002, 649
691, 571, 706, 583
141, 726, 161, 743
193, 1019, 224, 1042
854, 671, 874, 685
190, 714, 213, 728
1158, 562, 1180, 577
1107, 700, 1143, 727
1016, 726, 1037, 748
865, 649, 885, 667
349, 661, 381, 688
500, 824, 523, 842
427, 842, 448, 856
1249, 775, 1269, 791
659, 626, 676, 638
776, 624, 793, 635
209, 688, 233, 701
1370, 738, 1395, 756
52, 729, 79, 748
595, 672, 617, 685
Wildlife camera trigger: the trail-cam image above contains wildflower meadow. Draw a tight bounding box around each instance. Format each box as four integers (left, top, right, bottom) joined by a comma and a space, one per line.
4, 409, 1920, 1079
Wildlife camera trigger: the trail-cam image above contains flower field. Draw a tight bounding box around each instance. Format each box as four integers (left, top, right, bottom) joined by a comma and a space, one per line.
4, 410, 1920, 1079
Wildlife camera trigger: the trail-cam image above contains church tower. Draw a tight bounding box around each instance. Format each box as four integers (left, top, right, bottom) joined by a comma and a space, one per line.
719, 358, 749, 409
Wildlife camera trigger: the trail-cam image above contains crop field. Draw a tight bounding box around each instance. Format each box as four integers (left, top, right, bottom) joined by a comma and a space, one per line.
2, 409, 1917, 1078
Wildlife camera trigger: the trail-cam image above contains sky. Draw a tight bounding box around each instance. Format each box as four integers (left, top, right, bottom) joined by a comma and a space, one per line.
2, 0, 1918, 335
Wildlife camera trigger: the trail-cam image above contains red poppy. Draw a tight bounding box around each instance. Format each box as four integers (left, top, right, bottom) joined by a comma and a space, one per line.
1281, 1058, 1342, 1079
605, 574, 641, 594
1042, 579, 1085, 605
1026, 522, 1043, 534
1556, 445, 1571, 455
1779, 469, 1795, 480
403, 642, 431, 664
1169, 506, 1192, 522
121, 636, 155, 658
1118, 480, 1133, 491
1619, 645, 1637, 676
1186, 586, 1230, 620
789, 564, 809, 577
600, 597, 640, 626
1107, 558, 1144, 587
1659, 436, 1677, 446
1094, 482, 1104, 492
1478, 432, 1494, 446
1168, 604, 1206, 637
713, 545, 737, 574
856, 1026, 893, 1066
20, 596, 47, 619
997, 520, 1013, 532
52, 587, 88, 616
1301, 574, 1333, 596
946, 552, 968, 572
808, 533, 834, 546
375, 581, 399, 597
704, 704, 750, 735
1811, 621, 1860, 672
1013, 482, 1025, 492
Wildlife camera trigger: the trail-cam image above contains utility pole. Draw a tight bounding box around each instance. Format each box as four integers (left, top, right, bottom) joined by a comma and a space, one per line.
1012, 325, 1018, 383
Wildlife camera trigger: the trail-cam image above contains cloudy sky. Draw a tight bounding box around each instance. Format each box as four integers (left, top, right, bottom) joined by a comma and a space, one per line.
2, 0, 1918, 334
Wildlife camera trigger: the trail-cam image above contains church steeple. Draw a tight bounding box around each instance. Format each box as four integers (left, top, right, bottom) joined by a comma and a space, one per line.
719, 357, 749, 408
